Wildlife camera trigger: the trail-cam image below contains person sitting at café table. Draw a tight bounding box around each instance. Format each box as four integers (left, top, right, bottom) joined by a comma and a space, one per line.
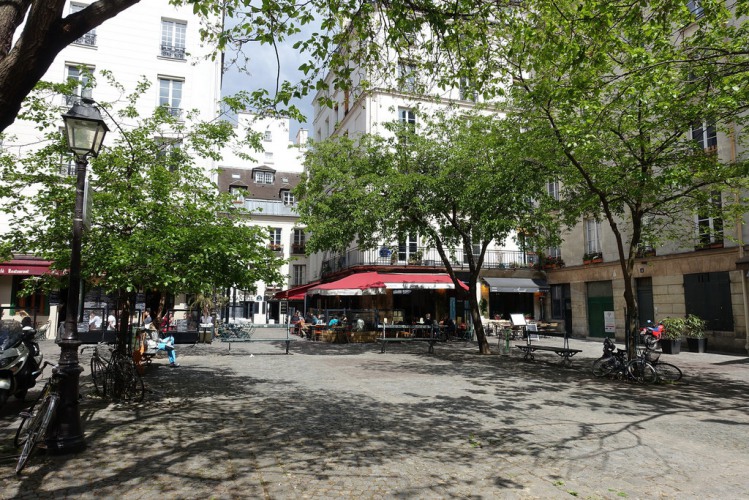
328, 315, 340, 327
295, 317, 308, 336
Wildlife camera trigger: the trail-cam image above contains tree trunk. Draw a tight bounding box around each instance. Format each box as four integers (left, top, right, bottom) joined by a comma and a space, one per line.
466, 286, 491, 354
0, 0, 141, 132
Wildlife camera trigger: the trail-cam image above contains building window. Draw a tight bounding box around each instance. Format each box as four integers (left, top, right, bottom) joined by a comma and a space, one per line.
397, 60, 417, 92
264, 151, 274, 163
254, 171, 274, 184
71, 3, 97, 46
161, 19, 186, 59
11, 276, 48, 315
264, 130, 272, 142
691, 119, 717, 151
65, 65, 93, 105
696, 191, 723, 246
584, 218, 601, 254
230, 186, 247, 202
546, 246, 561, 259
281, 190, 295, 205
292, 265, 307, 286
398, 234, 418, 261
292, 229, 306, 254
158, 77, 183, 119
546, 180, 560, 200
269, 228, 282, 251
459, 77, 477, 102
687, 0, 704, 18
399, 108, 416, 130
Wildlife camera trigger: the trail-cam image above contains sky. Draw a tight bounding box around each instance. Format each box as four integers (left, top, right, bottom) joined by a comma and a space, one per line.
220, 27, 318, 142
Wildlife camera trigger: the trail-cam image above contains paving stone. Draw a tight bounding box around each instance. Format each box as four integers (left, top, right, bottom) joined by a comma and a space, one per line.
0, 332, 747, 498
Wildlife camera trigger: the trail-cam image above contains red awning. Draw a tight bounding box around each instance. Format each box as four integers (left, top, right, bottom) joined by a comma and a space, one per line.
307, 272, 467, 296
0, 259, 53, 276
308, 272, 387, 296
274, 282, 320, 301
380, 273, 469, 291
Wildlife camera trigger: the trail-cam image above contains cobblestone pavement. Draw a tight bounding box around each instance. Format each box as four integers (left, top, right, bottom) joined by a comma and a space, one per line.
1, 329, 748, 499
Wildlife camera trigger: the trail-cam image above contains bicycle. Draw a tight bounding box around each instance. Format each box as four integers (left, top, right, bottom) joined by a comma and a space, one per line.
81, 343, 112, 397
591, 338, 657, 384
643, 349, 683, 382
80, 344, 144, 402
14, 361, 63, 474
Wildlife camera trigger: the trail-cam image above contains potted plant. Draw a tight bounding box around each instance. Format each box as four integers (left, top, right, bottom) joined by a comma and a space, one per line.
583, 252, 603, 264
659, 317, 685, 355
684, 314, 708, 353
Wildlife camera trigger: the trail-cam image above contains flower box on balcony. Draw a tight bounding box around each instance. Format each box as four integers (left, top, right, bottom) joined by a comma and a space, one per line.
268, 244, 283, 252
582, 252, 603, 265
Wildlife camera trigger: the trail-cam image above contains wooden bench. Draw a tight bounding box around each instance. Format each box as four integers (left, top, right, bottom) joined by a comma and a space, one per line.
515, 344, 582, 366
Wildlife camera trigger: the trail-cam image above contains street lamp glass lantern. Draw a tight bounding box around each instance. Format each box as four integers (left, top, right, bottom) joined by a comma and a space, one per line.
62, 101, 109, 158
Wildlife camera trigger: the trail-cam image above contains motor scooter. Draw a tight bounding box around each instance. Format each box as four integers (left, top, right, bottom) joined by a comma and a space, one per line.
0, 325, 43, 408
639, 320, 664, 349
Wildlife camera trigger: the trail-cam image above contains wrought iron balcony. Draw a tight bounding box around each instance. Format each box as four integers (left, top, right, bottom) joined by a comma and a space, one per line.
160, 106, 183, 120
320, 246, 537, 278
160, 45, 186, 60
74, 32, 97, 46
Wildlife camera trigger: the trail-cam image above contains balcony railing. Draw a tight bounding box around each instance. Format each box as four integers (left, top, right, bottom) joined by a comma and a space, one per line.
160, 45, 186, 60
320, 246, 537, 278
240, 199, 299, 216
290, 243, 306, 255
161, 106, 183, 120
74, 32, 97, 46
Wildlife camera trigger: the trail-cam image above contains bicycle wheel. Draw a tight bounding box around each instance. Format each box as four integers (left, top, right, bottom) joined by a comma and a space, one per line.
592, 357, 615, 377
90, 356, 108, 396
16, 393, 58, 474
125, 364, 145, 403
654, 362, 683, 383
627, 360, 657, 384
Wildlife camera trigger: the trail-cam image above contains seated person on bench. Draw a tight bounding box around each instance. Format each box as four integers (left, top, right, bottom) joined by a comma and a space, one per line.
146, 326, 179, 367
158, 332, 179, 367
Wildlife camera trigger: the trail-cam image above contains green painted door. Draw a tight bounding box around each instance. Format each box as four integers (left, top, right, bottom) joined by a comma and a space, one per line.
587, 281, 613, 338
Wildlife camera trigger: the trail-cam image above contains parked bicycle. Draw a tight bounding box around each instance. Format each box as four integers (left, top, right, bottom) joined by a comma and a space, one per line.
14, 361, 62, 474
646, 350, 683, 383
591, 337, 657, 384
80, 344, 144, 403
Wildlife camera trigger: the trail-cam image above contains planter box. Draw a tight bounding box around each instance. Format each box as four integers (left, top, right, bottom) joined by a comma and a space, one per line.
661, 339, 682, 355
687, 337, 708, 353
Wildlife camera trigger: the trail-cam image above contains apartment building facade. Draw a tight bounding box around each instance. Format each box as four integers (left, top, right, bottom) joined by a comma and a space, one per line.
295, 42, 548, 328
0, 1, 222, 330
215, 113, 309, 324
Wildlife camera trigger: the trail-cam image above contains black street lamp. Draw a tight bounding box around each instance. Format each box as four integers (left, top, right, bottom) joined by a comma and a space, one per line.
49, 93, 108, 453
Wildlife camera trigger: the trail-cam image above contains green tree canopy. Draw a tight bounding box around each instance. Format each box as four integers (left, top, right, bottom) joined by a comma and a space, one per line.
0, 76, 283, 322
297, 111, 554, 353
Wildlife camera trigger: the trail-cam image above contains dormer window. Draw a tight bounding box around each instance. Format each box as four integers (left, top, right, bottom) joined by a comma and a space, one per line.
230, 185, 247, 202
254, 171, 274, 184
281, 190, 296, 205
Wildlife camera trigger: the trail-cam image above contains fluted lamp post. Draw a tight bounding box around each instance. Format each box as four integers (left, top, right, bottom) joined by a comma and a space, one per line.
49, 94, 108, 453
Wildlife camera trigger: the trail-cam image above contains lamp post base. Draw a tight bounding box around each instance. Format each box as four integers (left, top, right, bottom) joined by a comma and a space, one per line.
45, 338, 86, 455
